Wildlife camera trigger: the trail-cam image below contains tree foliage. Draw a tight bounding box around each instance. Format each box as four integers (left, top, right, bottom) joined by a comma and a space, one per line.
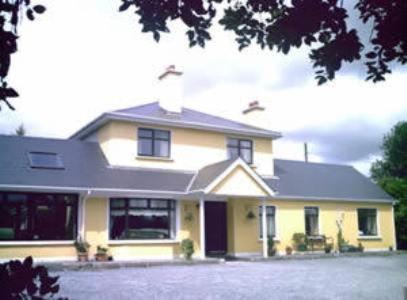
1, 0, 406, 111
0, 256, 64, 299
0, 0, 45, 111
371, 121, 407, 249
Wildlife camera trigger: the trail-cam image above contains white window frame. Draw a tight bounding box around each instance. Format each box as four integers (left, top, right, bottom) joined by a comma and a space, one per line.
304, 206, 321, 236
357, 207, 381, 239
226, 136, 255, 165
258, 205, 278, 240
106, 198, 181, 244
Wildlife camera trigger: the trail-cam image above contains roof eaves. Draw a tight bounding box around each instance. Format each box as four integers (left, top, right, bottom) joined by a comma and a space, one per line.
69, 113, 110, 140
108, 111, 282, 139
272, 195, 395, 204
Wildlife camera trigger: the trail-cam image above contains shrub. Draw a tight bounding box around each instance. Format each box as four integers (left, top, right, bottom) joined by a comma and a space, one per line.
0, 256, 63, 299
181, 239, 194, 260
96, 245, 108, 254
324, 244, 333, 254
358, 242, 364, 253
292, 233, 307, 251
74, 239, 90, 253
267, 236, 276, 256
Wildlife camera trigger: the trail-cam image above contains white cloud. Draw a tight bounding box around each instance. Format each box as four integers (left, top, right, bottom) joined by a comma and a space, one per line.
1, 0, 406, 176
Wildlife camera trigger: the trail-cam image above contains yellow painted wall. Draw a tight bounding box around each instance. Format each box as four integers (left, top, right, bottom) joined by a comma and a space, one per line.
98, 121, 274, 176
0, 245, 76, 260
228, 199, 395, 255
212, 166, 268, 197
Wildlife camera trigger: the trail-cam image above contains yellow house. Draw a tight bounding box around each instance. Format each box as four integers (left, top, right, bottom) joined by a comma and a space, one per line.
0, 68, 396, 261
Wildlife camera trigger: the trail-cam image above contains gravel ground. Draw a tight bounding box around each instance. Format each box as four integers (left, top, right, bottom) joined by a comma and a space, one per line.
56, 255, 407, 300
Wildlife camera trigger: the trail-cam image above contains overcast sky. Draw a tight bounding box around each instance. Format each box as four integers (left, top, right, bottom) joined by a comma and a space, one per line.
1, 0, 406, 176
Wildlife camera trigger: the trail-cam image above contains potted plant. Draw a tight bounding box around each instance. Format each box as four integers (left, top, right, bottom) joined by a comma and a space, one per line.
246, 210, 256, 220
181, 238, 194, 260
324, 244, 333, 254
358, 242, 364, 253
267, 236, 276, 256
184, 211, 194, 222
74, 239, 90, 262
292, 233, 307, 252
285, 246, 293, 255
95, 245, 109, 261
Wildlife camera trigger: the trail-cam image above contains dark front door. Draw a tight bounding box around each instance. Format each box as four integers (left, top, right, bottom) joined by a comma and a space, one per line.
204, 201, 227, 256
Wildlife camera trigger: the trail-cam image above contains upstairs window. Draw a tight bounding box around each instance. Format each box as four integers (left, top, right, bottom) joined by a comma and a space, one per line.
28, 152, 64, 169
227, 138, 253, 164
138, 128, 170, 158
305, 207, 319, 236
358, 208, 378, 236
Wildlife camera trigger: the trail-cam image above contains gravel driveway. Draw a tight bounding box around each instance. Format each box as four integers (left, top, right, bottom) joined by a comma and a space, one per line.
56, 255, 407, 300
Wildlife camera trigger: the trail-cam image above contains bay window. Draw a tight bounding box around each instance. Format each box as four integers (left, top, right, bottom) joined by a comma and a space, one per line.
110, 198, 176, 240
0, 192, 78, 241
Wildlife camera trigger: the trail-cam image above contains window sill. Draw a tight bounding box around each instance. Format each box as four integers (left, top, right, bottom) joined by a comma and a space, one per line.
258, 237, 280, 242
135, 156, 174, 162
357, 236, 382, 240
0, 241, 75, 246
108, 239, 180, 245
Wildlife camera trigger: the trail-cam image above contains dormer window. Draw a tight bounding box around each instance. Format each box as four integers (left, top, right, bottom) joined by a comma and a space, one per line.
227, 138, 253, 164
138, 128, 170, 158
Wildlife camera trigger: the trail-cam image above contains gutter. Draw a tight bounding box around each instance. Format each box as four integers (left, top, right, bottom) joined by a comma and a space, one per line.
70, 112, 282, 140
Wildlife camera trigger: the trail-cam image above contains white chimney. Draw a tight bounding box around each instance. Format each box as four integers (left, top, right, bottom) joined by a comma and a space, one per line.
242, 100, 270, 129
157, 65, 183, 114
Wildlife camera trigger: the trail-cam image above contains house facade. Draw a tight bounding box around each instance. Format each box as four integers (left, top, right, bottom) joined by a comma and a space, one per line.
0, 69, 396, 261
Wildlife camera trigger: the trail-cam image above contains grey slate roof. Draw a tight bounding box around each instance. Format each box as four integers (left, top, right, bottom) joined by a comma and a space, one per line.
267, 159, 393, 201
70, 102, 282, 140
189, 158, 237, 191
0, 135, 193, 192
0, 135, 393, 202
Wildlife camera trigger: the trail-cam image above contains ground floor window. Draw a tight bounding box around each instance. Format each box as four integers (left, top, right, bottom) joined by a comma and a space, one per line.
109, 198, 176, 240
259, 206, 276, 238
358, 208, 378, 236
0, 192, 78, 241
305, 206, 319, 236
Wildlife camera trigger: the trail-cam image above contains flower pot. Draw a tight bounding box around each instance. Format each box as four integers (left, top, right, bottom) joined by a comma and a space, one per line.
95, 253, 109, 261
77, 252, 88, 262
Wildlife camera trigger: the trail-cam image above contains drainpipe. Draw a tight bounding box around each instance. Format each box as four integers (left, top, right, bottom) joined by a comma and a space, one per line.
78, 189, 92, 241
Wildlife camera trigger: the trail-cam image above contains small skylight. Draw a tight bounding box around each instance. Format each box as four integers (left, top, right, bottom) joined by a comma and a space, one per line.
28, 152, 64, 169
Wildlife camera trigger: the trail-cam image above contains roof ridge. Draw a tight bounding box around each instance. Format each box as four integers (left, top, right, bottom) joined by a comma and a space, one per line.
111, 101, 159, 113
181, 107, 268, 132
0, 134, 97, 144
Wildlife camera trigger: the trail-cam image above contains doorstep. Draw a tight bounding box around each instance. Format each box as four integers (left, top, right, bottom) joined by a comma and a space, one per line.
40, 257, 224, 272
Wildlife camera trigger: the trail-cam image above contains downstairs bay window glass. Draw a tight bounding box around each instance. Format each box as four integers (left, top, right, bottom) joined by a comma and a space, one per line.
0, 192, 78, 241
358, 208, 378, 236
110, 198, 176, 240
